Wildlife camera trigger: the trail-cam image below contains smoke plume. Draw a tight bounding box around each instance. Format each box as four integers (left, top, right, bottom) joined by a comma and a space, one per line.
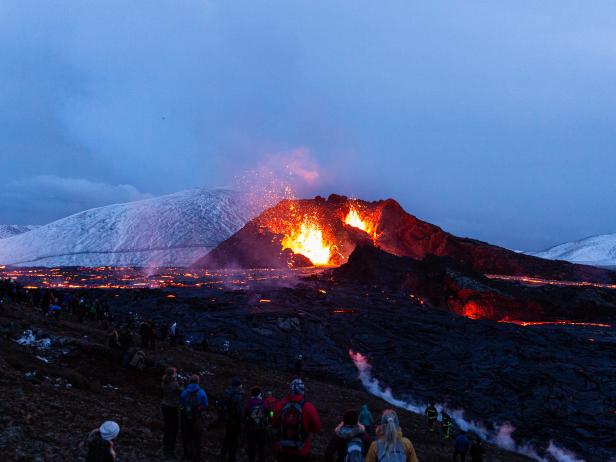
348, 350, 585, 462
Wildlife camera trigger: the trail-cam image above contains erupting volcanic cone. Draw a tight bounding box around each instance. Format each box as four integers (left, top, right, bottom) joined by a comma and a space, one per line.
194, 194, 616, 285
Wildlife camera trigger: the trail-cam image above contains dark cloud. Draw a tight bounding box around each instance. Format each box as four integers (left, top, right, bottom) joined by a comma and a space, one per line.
0, 176, 152, 225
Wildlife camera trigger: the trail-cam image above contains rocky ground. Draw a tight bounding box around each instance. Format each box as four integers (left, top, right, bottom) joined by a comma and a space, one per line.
0, 301, 535, 462
13, 268, 612, 460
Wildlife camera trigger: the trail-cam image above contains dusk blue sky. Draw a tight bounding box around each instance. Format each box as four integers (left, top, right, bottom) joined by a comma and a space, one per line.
1, 1, 615, 251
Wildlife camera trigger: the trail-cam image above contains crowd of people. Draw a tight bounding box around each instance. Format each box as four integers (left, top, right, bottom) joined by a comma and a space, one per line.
87, 372, 485, 462
2, 279, 488, 462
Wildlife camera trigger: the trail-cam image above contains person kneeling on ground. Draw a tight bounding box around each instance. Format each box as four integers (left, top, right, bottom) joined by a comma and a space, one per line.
365, 409, 418, 462
273, 378, 321, 462
180, 374, 208, 462
86, 420, 120, 462
325, 409, 371, 462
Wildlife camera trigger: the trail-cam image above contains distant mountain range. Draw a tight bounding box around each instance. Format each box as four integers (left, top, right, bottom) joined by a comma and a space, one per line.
0, 225, 40, 240
0, 189, 255, 267
533, 233, 616, 268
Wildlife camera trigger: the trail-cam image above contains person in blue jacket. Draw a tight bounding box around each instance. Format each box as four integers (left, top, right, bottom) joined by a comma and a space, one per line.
180, 374, 208, 461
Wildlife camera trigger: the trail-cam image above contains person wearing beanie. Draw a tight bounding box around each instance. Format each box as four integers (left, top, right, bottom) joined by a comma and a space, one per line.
220, 377, 244, 462
325, 410, 372, 462
365, 410, 418, 462
86, 420, 120, 462
272, 378, 321, 461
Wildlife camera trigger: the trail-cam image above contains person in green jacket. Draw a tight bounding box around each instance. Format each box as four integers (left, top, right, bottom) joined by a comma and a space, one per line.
358, 404, 375, 436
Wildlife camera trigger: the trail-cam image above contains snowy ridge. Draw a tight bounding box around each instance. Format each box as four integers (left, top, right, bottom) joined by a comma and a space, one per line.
534, 233, 616, 267
0, 225, 40, 240
0, 188, 255, 267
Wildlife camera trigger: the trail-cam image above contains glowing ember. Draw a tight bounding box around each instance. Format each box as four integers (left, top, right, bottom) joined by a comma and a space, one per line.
281, 216, 332, 265
344, 206, 376, 240
259, 299, 272, 303
462, 301, 488, 320
499, 320, 612, 328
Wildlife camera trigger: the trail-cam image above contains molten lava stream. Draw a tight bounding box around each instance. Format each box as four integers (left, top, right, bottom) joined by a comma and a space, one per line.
281, 217, 332, 266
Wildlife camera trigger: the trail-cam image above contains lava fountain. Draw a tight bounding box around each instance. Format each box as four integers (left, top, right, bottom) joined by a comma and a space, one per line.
280, 215, 333, 266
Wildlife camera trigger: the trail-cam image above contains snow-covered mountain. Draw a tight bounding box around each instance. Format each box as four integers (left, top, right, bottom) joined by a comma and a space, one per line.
533, 233, 616, 267
0, 225, 40, 239
0, 188, 256, 267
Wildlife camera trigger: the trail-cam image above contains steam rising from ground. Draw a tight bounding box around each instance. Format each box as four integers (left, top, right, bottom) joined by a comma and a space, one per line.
348, 350, 585, 462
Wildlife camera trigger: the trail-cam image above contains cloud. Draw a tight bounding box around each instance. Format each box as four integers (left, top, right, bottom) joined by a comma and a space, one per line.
0, 175, 152, 225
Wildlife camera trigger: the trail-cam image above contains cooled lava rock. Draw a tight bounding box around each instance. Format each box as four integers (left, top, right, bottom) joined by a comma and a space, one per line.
194, 194, 616, 284
334, 244, 616, 322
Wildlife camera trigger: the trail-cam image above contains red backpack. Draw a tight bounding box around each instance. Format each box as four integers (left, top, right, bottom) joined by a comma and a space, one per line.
278, 399, 306, 450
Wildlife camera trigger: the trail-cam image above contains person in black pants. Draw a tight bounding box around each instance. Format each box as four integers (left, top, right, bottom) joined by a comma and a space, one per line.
161, 367, 181, 457
220, 378, 244, 462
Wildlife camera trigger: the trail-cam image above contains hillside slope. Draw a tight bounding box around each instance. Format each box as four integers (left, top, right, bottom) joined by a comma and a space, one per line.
0, 189, 254, 267
0, 225, 39, 239
534, 233, 616, 267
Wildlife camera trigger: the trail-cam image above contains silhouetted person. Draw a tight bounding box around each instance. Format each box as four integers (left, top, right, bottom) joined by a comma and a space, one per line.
245, 386, 269, 462
453, 433, 470, 462
161, 367, 181, 458
470, 437, 485, 462
220, 378, 244, 462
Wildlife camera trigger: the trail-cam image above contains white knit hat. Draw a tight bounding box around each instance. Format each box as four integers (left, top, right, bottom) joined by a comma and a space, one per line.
99, 421, 120, 441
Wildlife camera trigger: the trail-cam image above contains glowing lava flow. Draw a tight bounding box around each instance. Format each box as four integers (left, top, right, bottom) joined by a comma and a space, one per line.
344, 206, 376, 240
499, 320, 612, 328
281, 216, 332, 265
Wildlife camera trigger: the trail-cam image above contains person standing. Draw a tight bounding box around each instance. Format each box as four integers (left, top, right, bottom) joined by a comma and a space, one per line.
453, 432, 470, 462
324, 410, 371, 462
86, 421, 120, 462
245, 386, 269, 462
365, 410, 418, 462
273, 378, 321, 462
180, 375, 208, 462
442, 411, 454, 440
220, 378, 245, 462
358, 404, 375, 436
425, 403, 438, 432
161, 367, 181, 458
469, 436, 485, 462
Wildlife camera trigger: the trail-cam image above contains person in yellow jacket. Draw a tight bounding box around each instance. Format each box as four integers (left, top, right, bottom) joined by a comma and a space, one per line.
365, 409, 419, 462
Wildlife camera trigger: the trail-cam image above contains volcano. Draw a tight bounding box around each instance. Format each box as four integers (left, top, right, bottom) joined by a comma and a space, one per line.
195, 194, 616, 284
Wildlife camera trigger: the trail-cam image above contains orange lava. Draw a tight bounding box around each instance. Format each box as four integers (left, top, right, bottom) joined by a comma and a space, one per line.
344, 205, 377, 241
498, 320, 612, 328
486, 274, 616, 290
280, 215, 333, 266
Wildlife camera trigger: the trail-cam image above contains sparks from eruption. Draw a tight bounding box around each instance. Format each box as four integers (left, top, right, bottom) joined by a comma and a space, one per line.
281, 216, 332, 266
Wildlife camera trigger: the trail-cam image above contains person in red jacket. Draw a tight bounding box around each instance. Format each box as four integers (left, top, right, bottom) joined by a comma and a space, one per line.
273, 378, 321, 462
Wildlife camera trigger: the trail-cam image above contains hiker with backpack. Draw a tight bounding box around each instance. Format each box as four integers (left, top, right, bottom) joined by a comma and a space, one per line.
272, 378, 321, 462
85, 420, 120, 462
161, 367, 182, 458
324, 409, 371, 462
220, 378, 245, 462
245, 386, 270, 462
358, 404, 375, 436
180, 375, 209, 462
365, 409, 418, 462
